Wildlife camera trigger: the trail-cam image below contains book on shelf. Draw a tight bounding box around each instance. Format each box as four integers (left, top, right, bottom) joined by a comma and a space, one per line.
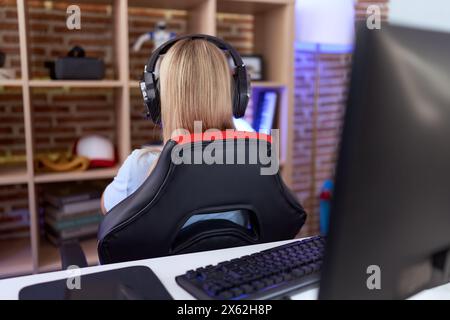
42, 212, 102, 244
0, 209, 30, 239
44, 198, 101, 216
44, 207, 100, 221
45, 229, 97, 246
44, 212, 103, 231
43, 183, 103, 208
0, 226, 30, 240
45, 222, 99, 243
0, 208, 29, 231
41, 183, 105, 246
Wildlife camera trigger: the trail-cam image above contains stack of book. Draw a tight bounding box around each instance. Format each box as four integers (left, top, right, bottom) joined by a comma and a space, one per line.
0, 208, 30, 240
43, 184, 104, 246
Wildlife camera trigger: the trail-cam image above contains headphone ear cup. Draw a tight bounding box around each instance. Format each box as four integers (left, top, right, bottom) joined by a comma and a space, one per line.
232, 67, 250, 118
156, 78, 160, 94
141, 71, 162, 125
232, 73, 240, 116
153, 78, 162, 125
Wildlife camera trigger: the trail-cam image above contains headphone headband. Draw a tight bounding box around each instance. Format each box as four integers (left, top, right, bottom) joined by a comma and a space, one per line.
146, 34, 245, 73
140, 34, 250, 124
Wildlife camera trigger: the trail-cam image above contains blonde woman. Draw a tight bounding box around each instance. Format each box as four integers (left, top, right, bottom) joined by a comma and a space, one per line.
101, 38, 253, 227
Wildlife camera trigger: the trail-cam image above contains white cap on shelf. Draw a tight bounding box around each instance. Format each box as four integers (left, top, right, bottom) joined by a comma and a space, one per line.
75, 134, 116, 168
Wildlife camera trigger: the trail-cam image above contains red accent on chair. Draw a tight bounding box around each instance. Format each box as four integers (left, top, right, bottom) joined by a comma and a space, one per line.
172, 130, 272, 145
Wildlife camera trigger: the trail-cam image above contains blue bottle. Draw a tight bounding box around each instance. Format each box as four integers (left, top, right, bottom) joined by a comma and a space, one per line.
319, 180, 334, 236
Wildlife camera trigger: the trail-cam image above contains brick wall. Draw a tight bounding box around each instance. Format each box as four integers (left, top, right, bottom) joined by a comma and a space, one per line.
355, 0, 389, 21
130, 88, 162, 148
128, 8, 188, 82
294, 0, 389, 236
0, 0, 21, 78
293, 51, 352, 237
28, 1, 115, 79
217, 13, 253, 54
0, 87, 25, 156
32, 88, 116, 153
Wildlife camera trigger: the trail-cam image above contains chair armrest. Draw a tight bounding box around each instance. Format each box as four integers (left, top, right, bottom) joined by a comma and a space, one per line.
59, 240, 88, 270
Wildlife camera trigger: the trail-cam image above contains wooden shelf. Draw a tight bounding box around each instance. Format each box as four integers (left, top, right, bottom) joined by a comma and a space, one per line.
28, 80, 123, 88
129, 0, 207, 10
129, 80, 140, 89
59, 0, 114, 3
252, 81, 286, 88
0, 166, 29, 186
0, 80, 24, 87
0, 238, 33, 279
217, 0, 292, 14
38, 237, 99, 273
34, 167, 118, 184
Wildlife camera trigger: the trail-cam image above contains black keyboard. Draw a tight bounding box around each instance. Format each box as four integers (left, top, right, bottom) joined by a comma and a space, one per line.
175, 236, 325, 300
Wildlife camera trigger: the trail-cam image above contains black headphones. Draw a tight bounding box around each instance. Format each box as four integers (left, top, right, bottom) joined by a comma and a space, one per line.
140, 34, 250, 125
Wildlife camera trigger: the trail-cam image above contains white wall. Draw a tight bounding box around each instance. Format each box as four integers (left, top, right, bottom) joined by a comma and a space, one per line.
389, 0, 450, 33
295, 0, 355, 45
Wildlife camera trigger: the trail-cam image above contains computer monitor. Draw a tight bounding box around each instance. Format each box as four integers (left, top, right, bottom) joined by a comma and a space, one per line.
319, 24, 450, 299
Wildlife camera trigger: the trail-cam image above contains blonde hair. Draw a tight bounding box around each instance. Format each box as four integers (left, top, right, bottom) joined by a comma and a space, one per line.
159, 38, 235, 142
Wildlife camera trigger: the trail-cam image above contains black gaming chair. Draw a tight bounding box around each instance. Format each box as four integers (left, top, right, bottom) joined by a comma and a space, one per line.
94, 131, 306, 265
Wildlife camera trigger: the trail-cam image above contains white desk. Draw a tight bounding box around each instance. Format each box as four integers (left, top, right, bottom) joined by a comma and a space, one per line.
0, 239, 449, 300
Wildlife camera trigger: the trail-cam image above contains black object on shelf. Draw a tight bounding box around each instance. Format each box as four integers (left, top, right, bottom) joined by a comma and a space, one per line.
45, 46, 105, 80
0, 51, 5, 68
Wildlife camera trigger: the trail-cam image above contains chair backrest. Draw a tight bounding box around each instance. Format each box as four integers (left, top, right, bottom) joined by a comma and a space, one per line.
97, 131, 306, 264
